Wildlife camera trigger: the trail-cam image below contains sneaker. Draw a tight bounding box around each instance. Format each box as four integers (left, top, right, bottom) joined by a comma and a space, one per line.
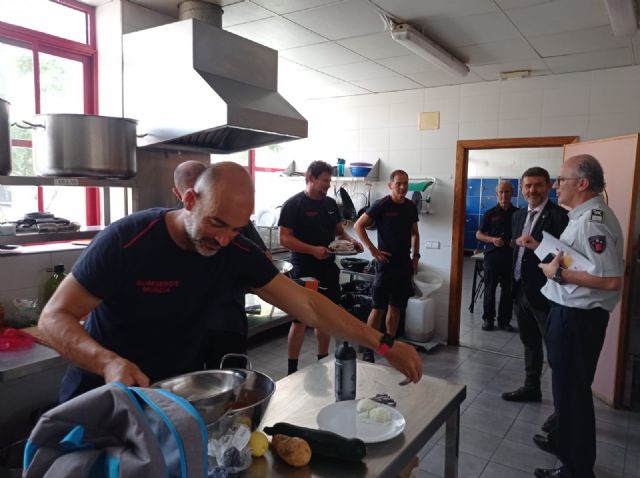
498, 324, 516, 332
481, 320, 494, 331
362, 348, 375, 363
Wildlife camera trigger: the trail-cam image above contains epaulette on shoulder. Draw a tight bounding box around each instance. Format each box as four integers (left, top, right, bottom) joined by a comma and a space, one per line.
589, 209, 603, 223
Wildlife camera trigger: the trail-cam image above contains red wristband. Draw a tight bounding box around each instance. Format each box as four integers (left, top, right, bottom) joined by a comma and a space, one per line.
377, 333, 395, 356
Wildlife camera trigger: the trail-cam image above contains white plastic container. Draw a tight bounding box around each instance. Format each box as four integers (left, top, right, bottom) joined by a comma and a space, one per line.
404, 271, 443, 342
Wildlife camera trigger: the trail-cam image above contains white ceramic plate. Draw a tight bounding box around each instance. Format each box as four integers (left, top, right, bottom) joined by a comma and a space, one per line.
316, 399, 405, 443
329, 249, 360, 256
256, 209, 276, 227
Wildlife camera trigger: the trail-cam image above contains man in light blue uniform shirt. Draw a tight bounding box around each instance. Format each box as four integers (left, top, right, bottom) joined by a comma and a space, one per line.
533, 154, 624, 478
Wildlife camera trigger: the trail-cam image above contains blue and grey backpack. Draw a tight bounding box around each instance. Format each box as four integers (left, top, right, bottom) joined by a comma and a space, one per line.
22, 382, 208, 477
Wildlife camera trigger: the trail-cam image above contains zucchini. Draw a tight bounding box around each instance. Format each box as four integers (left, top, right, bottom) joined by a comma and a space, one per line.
263, 422, 367, 462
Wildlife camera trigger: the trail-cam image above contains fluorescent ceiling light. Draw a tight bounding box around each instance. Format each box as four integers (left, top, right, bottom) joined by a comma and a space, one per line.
603, 0, 639, 37
390, 23, 469, 78
499, 70, 530, 80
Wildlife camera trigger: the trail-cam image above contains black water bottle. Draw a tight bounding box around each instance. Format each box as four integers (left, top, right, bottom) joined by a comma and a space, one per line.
335, 341, 356, 401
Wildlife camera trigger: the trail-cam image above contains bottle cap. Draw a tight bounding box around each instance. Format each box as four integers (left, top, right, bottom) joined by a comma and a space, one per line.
335, 341, 356, 360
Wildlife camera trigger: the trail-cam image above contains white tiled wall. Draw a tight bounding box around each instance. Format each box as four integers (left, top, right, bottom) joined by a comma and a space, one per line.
0, 250, 84, 321
296, 64, 640, 340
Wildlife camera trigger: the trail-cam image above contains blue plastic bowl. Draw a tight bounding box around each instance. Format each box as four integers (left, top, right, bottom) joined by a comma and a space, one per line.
350, 166, 372, 177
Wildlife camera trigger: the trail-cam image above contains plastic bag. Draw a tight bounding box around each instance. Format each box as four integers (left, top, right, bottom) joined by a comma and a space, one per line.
207, 424, 252, 474
0, 328, 35, 351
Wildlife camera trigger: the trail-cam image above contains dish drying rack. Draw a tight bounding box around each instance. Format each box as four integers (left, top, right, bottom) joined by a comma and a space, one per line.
256, 225, 287, 253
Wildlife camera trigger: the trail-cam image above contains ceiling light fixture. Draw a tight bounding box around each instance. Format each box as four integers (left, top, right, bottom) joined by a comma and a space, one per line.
603, 0, 639, 37
498, 70, 531, 80
390, 23, 469, 78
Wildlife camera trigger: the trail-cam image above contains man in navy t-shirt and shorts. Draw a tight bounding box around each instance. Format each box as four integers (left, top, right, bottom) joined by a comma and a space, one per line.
279, 160, 363, 374
354, 170, 420, 362
38, 163, 424, 402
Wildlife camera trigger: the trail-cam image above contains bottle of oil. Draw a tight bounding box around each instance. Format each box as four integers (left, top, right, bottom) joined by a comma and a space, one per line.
43, 264, 66, 306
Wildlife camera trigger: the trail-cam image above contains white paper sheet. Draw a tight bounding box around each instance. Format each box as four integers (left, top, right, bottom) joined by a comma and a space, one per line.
534, 231, 593, 293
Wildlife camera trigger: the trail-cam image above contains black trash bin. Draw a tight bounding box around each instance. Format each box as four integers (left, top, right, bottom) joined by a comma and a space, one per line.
340, 292, 372, 323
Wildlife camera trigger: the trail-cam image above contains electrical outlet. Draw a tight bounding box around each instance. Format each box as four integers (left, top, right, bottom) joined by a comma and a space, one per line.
424, 241, 440, 249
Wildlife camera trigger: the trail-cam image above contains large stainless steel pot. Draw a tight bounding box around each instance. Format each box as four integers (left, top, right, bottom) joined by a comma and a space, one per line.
26, 114, 137, 178
0, 99, 10, 175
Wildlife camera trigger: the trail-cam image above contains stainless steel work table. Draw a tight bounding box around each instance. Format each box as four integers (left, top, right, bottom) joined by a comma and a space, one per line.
245, 359, 466, 477
0, 342, 67, 447
0, 342, 64, 382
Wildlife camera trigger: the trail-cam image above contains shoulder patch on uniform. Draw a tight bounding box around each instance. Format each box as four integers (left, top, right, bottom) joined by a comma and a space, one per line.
589, 209, 603, 223
588, 235, 606, 254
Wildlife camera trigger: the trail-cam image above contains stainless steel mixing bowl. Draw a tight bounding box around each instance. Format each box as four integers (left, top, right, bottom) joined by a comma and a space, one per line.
207, 354, 276, 437
151, 369, 247, 424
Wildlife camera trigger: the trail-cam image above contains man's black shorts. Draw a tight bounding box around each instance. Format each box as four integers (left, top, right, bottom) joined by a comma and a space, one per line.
371, 260, 414, 310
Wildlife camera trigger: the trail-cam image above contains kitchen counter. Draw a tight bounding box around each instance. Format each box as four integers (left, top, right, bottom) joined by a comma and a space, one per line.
247, 359, 466, 477
0, 338, 67, 447
0, 342, 65, 382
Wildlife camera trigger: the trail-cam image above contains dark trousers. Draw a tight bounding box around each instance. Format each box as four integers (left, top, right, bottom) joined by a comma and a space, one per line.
514, 283, 548, 390
482, 250, 513, 325
546, 304, 608, 478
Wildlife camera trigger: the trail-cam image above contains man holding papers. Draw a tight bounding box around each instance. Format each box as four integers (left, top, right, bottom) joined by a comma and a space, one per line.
533, 154, 624, 478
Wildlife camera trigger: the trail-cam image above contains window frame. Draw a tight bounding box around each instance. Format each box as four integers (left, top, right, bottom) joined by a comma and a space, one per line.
0, 0, 99, 224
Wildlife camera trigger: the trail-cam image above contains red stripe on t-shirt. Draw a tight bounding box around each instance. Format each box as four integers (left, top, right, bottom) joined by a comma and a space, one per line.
123, 218, 161, 249
231, 239, 250, 252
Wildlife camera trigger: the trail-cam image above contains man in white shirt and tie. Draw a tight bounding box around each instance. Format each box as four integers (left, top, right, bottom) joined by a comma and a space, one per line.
502, 167, 568, 409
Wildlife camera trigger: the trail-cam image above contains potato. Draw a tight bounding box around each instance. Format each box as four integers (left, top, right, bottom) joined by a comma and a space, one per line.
271, 434, 312, 467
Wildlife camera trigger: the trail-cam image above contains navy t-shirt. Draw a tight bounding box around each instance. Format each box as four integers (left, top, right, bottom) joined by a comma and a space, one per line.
366, 196, 419, 265
61, 208, 278, 401
479, 204, 518, 255
278, 191, 341, 268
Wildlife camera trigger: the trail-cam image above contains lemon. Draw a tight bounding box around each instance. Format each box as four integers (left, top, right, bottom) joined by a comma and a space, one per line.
248, 431, 269, 457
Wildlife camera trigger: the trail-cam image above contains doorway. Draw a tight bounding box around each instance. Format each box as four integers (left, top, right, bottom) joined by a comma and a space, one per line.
448, 136, 578, 347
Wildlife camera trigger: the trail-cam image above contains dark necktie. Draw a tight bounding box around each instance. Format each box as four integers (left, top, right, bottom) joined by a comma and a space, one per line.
514, 210, 538, 281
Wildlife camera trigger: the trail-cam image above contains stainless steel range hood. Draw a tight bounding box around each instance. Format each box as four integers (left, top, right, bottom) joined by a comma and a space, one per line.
123, 18, 308, 154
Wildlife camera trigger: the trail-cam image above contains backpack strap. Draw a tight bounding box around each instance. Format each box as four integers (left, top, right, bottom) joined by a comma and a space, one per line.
129, 387, 208, 478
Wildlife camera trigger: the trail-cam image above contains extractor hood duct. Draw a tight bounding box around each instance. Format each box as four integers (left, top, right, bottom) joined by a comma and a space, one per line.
123, 17, 308, 154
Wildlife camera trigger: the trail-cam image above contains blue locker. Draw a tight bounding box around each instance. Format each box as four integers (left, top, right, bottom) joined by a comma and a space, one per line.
466, 195, 480, 215
481, 178, 499, 196
467, 178, 481, 197
465, 214, 479, 232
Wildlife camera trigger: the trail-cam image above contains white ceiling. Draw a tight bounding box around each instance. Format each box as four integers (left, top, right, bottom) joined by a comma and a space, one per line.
121, 0, 640, 99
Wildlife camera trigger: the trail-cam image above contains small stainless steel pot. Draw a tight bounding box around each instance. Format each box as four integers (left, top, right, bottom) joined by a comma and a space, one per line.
20, 114, 137, 178
0, 99, 10, 175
